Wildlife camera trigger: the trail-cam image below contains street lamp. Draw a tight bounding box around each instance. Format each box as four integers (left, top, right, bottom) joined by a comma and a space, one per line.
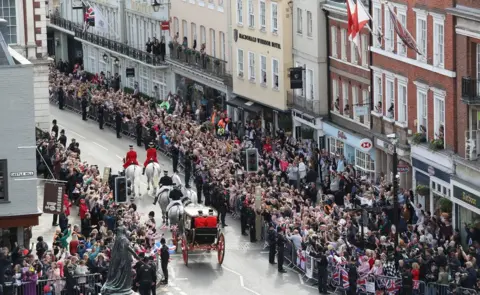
103, 53, 108, 61
114, 57, 119, 65
387, 133, 400, 263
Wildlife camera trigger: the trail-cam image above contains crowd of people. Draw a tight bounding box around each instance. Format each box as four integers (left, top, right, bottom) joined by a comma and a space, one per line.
35, 62, 480, 294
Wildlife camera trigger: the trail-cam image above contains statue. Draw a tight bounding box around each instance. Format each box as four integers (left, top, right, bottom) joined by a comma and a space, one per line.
101, 223, 141, 295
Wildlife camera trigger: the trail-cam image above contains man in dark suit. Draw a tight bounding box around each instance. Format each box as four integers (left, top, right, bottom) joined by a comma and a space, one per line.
98, 104, 105, 129
115, 110, 123, 138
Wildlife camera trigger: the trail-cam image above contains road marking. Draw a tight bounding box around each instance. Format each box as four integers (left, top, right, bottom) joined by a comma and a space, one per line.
92, 141, 108, 151
174, 287, 181, 291
116, 155, 123, 160
175, 278, 188, 281
58, 125, 86, 139
222, 266, 261, 295
260, 251, 269, 254
179, 292, 188, 295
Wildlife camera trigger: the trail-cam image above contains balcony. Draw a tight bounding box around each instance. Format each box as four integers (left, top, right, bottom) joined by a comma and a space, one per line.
50, 15, 168, 67
461, 77, 480, 105
287, 91, 322, 117
169, 43, 229, 80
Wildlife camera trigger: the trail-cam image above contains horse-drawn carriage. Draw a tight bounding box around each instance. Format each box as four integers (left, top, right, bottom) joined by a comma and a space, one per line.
178, 204, 225, 266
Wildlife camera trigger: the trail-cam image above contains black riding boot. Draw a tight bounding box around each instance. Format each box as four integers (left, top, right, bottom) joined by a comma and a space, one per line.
143, 167, 146, 175
153, 196, 159, 205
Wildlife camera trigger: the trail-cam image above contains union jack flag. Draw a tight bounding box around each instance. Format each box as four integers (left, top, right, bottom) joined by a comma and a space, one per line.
413, 280, 420, 290
357, 278, 367, 293
383, 277, 402, 293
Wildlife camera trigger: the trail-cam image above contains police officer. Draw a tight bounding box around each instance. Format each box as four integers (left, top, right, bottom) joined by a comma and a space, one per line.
81, 95, 88, 121
277, 227, 287, 273
58, 129, 67, 147
159, 238, 170, 285
169, 184, 183, 201
347, 258, 358, 295
218, 188, 227, 228
136, 117, 143, 147
267, 224, 276, 264
317, 248, 328, 294
136, 256, 156, 295
153, 171, 173, 205
98, 104, 105, 130
171, 142, 180, 173
57, 83, 65, 110
401, 264, 413, 295
195, 168, 204, 204
184, 150, 192, 188
115, 109, 123, 138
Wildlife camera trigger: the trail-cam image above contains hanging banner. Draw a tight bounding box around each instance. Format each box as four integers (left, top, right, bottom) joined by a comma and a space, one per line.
305, 255, 314, 279
43, 182, 65, 215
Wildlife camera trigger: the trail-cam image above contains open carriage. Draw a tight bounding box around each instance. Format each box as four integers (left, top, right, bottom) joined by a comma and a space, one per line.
180, 204, 225, 266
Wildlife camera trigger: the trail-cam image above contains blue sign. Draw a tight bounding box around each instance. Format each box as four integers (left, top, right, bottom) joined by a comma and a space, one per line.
322, 122, 375, 158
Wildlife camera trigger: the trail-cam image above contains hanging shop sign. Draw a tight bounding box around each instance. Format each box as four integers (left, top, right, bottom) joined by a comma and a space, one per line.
161, 21, 170, 30
359, 138, 373, 152
397, 162, 410, 173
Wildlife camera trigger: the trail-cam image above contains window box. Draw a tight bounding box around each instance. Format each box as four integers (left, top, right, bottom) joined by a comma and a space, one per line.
416, 184, 430, 196
411, 132, 427, 144
429, 138, 444, 151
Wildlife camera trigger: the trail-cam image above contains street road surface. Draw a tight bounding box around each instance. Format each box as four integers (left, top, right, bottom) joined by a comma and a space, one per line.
32, 105, 318, 295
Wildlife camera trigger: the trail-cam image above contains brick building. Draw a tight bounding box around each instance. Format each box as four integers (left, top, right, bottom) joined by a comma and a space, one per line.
322, 0, 376, 181
370, 0, 456, 218
447, 0, 480, 237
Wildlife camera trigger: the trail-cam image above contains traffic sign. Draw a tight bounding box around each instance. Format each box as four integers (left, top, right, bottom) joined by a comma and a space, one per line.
359, 138, 373, 152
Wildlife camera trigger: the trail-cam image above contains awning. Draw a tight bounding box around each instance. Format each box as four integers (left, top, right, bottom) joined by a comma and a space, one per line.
226, 96, 262, 113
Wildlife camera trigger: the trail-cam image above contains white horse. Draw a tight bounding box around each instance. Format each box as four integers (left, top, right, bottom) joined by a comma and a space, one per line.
125, 164, 142, 200
172, 173, 182, 187
183, 187, 198, 205
157, 185, 173, 224
145, 162, 161, 196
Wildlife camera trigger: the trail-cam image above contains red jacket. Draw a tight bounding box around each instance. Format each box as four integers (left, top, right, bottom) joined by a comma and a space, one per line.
123, 150, 139, 168
144, 148, 158, 166
63, 194, 71, 216
79, 202, 88, 219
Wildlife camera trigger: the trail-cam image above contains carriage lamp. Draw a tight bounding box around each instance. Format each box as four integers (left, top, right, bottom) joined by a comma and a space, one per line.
114, 57, 120, 65
103, 53, 108, 61
151, 0, 162, 11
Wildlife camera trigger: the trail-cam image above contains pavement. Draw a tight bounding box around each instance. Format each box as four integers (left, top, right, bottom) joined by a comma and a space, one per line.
31, 104, 319, 295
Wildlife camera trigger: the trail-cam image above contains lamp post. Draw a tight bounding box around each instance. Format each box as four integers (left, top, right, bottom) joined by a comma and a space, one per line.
389, 135, 399, 263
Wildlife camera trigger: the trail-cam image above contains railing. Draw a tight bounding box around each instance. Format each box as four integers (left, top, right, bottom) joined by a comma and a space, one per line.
287, 91, 322, 116
169, 43, 228, 79
49, 15, 168, 67
462, 77, 480, 104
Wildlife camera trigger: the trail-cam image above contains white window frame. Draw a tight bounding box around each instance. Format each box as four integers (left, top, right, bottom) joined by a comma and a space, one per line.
296, 8, 303, 34
361, 34, 368, 67
342, 82, 349, 116
248, 0, 255, 28
237, 0, 243, 25
331, 26, 338, 58
350, 41, 357, 64
306, 69, 314, 100
332, 79, 339, 113
385, 74, 395, 119
397, 77, 408, 125
259, 0, 266, 31
415, 81, 429, 136
191, 23, 197, 44
220, 31, 226, 60
433, 88, 446, 146
140, 66, 150, 94
294, 62, 304, 97
272, 58, 279, 89
307, 11, 313, 37
329, 137, 345, 156
355, 149, 375, 180
200, 26, 206, 45
352, 86, 359, 121
415, 9, 427, 62
384, 7, 394, 52
432, 12, 445, 68
362, 89, 370, 125
182, 20, 188, 40
237, 49, 244, 77
173, 18, 179, 37
395, 5, 407, 57
372, 3, 382, 48
341, 29, 347, 60
248, 51, 255, 81
271, 2, 278, 33
260, 55, 267, 85
373, 73, 383, 114
210, 29, 216, 57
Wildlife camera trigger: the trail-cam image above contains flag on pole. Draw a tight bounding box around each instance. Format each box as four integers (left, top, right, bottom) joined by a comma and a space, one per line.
83, 5, 95, 32
93, 5, 108, 33
387, 3, 421, 54
346, 0, 370, 51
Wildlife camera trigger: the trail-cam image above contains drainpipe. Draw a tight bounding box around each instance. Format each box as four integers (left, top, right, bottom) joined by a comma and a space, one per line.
368, 0, 373, 130
324, 8, 332, 122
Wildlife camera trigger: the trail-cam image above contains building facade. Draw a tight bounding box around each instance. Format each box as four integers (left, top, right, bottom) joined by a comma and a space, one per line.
0, 30, 40, 248
229, 0, 292, 134
0, 0, 50, 131
371, 0, 457, 221
290, 0, 328, 145
322, 0, 376, 181
448, 1, 480, 237
169, 0, 231, 116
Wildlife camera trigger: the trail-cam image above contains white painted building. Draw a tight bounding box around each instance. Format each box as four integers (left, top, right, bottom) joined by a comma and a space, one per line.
291, 0, 328, 143
0, 0, 50, 131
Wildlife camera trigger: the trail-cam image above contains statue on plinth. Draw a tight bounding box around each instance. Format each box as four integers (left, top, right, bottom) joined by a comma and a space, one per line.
101, 223, 141, 295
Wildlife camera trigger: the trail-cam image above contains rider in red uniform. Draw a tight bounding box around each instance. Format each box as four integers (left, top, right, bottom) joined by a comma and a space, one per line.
143, 142, 158, 175
123, 145, 139, 169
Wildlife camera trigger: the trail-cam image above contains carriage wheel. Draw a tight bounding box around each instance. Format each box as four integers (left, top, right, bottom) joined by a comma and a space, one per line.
182, 234, 188, 266
217, 233, 225, 265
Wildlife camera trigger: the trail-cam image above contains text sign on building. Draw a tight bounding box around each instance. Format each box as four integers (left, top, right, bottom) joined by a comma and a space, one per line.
10, 171, 34, 177
453, 185, 480, 209
43, 182, 65, 215
359, 138, 373, 152
126, 68, 135, 78
236, 32, 281, 49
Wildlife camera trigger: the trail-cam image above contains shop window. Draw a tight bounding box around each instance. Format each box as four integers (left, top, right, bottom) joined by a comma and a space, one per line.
329, 137, 344, 156
355, 149, 375, 180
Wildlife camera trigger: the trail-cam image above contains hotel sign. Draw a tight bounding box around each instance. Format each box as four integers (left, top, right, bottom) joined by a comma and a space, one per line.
234, 30, 281, 49
453, 185, 480, 209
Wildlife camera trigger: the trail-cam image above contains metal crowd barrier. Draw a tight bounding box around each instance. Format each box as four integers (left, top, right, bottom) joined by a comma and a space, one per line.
6, 273, 101, 295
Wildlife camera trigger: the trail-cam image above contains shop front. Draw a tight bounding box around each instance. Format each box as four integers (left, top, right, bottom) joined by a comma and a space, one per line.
292, 113, 324, 152
175, 74, 226, 117
411, 153, 453, 221
323, 122, 376, 181
451, 179, 480, 245
374, 137, 412, 190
